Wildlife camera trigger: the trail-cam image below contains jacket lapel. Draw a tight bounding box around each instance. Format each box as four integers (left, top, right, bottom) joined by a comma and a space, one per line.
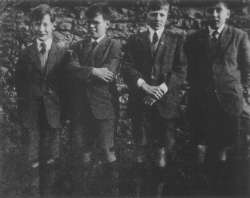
45, 41, 58, 75
154, 30, 168, 63
92, 36, 109, 66
138, 31, 153, 58
81, 38, 94, 65
206, 25, 232, 61
28, 42, 42, 72
219, 25, 232, 55
198, 29, 211, 62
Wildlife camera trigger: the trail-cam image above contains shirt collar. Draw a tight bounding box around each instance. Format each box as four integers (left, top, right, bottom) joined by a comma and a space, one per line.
208, 24, 225, 37
148, 26, 164, 42
91, 34, 106, 43
37, 38, 53, 51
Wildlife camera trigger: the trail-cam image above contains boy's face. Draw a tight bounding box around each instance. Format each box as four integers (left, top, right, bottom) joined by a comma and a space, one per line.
87, 14, 109, 39
147, 6, 169, 31
32, 14, 54, 41
206, 2, 230, 29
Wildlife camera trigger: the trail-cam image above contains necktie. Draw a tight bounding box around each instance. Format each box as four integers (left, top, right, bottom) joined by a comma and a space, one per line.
151, 31, 159, 54
40, 42, 46, 54
39, 42, 47, 69
86, 40, 98, 66
90, 40, 98, 57
150, 32, 160, 84
212, 30, 219, 41
152, 32, 158, 45
89, 40, 98, 55
209, 30, 220, 61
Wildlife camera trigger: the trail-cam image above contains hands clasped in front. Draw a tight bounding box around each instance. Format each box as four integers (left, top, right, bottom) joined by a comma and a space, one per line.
141, 82, 167, 106
92, 67, 115, 82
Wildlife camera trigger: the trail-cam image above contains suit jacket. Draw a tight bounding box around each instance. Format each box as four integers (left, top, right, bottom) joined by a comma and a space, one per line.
186, 25, 250, 116
15, 40, 66, 129
66, 36, 121, 120
122, 28, 187, 119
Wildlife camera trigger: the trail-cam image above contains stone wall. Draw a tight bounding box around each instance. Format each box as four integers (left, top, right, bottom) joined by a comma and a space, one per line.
0, 0, 250, 195
1, 0, 250, 74
1, 0, 250, 67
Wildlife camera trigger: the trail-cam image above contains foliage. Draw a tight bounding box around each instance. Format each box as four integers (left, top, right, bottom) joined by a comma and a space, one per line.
0, 1, 249, 196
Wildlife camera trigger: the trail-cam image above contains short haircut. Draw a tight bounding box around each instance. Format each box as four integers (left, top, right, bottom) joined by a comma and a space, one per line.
148, 0, 170, 11
30, 4, 55, 22
208, 1, 230, 9
85, 3, 111, 21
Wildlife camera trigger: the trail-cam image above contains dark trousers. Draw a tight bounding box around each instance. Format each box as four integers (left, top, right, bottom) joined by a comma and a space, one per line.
190, 92, 240, 147
72, 112, 116, 161
70, 109, 116, 193
204, 93, 240, 150
27, 101, 60, 195
131, 106, 177, 196
196, 93, 240, 194
132, 106, 176, 153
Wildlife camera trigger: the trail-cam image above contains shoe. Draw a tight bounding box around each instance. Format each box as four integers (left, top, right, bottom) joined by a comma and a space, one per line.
31, 161, 39, 168
218, 147, 230, 162
197, 144, 207, 164
155, 148, 167, 168
135, 147, 147, 164
83, 152, 92, 164
46, 158, 55, 165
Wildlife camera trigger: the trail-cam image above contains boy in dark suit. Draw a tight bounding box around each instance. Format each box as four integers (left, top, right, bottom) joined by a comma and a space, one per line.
66, 3, 121, 195
15, 4, 66, 195
122, 0, 187, 195
186, 0, 250, 194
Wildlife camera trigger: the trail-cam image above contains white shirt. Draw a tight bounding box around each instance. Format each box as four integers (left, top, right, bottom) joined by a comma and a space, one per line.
90, 35, 106, 75
91, 34, 106, 44
37, 38, 52, 67
137, 27, 168, 93
208, 24, 225, 39
37, 38, 53, 52
148, 26, 164, 45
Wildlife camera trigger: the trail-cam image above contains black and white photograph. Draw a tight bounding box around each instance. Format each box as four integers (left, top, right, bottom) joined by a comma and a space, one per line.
0, 0, 249, 197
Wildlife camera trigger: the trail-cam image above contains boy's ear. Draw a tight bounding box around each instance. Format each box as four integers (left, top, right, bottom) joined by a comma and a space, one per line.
106, 20, 110, 27
227, 9, 230, 18
52, 21, 56, 30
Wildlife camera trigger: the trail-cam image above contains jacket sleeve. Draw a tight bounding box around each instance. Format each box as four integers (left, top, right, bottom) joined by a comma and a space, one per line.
164, 33, 187, 91
14, 50, 31, 119
14, 51, 27, 100
238, 31, 250, 98
122, 35, 143, 89
65, 42, 93, 83
101, 39, 122, 75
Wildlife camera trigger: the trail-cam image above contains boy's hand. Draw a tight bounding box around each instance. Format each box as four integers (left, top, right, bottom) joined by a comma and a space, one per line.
141, 82, 165, 100
92, 67, 114, 82
143, 95, 157, 106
